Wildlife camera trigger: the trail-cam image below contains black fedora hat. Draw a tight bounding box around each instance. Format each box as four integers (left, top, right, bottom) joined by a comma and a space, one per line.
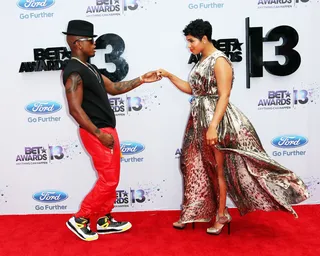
62, 20, 97, 37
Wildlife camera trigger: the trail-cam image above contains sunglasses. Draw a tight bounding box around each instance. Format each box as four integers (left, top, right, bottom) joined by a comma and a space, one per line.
73, 37, 94, 44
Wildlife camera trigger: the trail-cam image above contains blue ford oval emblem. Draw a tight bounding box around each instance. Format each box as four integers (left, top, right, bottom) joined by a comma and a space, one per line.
25, 101, 62, 115
120, 141, 145, 155
33, 190, 68, 203
271, 135, 308, 148
17, 0, 55, 10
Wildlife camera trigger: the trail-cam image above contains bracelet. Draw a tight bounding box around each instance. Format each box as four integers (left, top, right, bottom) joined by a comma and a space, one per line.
139, 76, 143, 83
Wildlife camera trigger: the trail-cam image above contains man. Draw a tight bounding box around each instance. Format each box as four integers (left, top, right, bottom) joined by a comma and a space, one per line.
62, 20, 160, 241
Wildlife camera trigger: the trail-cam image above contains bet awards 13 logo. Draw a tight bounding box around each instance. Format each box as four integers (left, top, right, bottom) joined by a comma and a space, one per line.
19, 33, 129, 82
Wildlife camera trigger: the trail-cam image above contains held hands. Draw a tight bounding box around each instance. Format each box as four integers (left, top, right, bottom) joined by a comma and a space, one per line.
141, 71, 162, 83
97, 132, 114, 149
206, 125, 218, 146
156, 69, 170, 78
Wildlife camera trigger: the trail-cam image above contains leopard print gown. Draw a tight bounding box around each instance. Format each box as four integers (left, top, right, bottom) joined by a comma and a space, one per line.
179, 50, 309, 223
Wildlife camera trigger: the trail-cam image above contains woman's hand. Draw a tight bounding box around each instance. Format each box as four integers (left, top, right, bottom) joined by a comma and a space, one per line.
156, 69, 170, 78
206, 125, 218, 146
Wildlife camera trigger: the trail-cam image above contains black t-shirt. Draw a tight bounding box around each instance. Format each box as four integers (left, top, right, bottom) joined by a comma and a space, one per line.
62, 59, 116, 128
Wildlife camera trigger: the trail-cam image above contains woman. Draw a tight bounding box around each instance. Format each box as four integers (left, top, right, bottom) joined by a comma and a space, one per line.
157, 19, 309, 235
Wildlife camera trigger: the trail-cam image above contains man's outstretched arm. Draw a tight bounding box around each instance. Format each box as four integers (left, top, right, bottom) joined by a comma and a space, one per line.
101, 71, 161, 95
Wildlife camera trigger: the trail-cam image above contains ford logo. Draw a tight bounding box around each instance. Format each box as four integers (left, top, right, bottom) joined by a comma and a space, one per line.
25, 101, 62, 114
33, 190, 68, 203
120, 141, 145, 155
17, 0, 55, 10
271, 135, 308, 149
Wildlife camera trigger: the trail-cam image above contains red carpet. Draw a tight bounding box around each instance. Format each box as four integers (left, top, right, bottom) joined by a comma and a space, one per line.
0, 205, 319, 256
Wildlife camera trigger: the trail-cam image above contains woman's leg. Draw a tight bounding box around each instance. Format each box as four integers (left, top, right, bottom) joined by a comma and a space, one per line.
213, 147, 227, 227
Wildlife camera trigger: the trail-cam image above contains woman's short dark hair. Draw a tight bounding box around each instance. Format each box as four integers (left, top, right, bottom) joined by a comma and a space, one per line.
183, 19, 212, 42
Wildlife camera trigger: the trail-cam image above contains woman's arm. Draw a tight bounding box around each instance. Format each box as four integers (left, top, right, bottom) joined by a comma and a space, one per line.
206, 57, 233, 145
209, 57, 233, 128
157, 69, 192, 94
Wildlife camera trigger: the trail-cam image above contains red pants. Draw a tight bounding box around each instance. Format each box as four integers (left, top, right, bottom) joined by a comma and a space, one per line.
75, 127, 120, 218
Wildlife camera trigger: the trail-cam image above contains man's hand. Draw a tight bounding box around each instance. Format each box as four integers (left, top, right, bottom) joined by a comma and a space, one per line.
97, 132, 114, 149
141, 71, 162, 83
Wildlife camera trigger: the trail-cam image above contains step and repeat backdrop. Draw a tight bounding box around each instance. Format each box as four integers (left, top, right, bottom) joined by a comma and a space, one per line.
0, 0, 319, 215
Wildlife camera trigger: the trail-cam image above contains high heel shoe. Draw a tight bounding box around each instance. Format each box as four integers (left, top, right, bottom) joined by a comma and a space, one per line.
207, 207, 232, 235
173, 220, 195, 230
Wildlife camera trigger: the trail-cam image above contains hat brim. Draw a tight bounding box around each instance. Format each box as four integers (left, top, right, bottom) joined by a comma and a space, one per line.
62, 32, 97, 37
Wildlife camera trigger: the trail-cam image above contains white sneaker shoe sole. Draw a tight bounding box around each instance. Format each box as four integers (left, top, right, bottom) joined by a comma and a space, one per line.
66, 218, 99, 241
